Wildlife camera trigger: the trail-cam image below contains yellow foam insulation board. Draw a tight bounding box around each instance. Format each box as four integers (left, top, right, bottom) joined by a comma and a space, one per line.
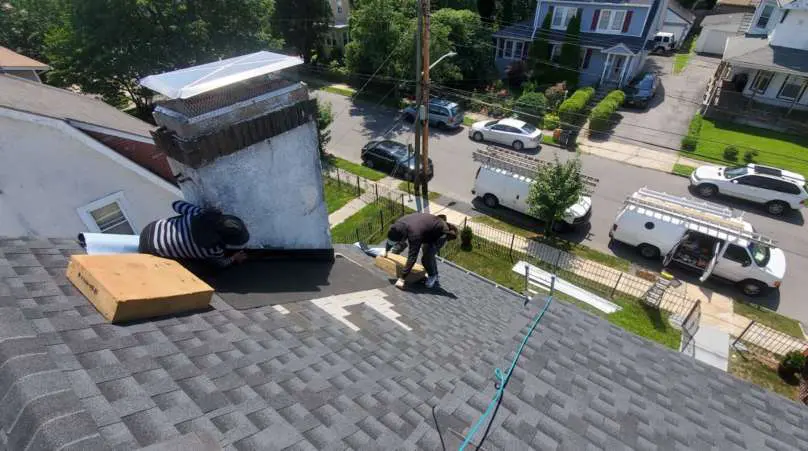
374, 253, 426, 282
67, 254, 214, 323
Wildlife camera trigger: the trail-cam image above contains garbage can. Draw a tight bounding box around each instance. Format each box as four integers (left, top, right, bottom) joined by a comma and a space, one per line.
566, 130, 579, 150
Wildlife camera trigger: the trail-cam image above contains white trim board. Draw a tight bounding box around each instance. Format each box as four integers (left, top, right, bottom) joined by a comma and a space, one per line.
0, 107, 182, 197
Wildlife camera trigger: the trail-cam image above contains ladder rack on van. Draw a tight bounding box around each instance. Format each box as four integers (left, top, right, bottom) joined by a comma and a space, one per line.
472, 146, 599, 193
626, 187, 776, 247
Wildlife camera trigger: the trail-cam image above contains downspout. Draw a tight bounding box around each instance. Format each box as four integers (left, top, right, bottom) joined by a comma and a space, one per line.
531, 0, 543, 39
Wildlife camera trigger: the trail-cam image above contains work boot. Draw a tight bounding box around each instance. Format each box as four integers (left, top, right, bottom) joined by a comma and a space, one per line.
425, 274, 439, 288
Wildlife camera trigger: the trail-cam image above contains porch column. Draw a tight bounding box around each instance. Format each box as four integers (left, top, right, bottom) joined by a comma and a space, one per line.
600, 53, 612, 85
619, 56, 632, 88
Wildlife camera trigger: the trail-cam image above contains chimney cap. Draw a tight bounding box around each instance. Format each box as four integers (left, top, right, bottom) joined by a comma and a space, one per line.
139, 51, 303, 100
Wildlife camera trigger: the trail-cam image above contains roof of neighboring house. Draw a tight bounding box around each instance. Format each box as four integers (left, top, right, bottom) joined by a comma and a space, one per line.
0, 46, 50, 71
667, 0, 696, 23
724, 36, 808, 76
702, 12, 747, 27
1, 241, 806, 450
494, 0, 662, 54
0, 74, 155, 138
716, 0, 758, 7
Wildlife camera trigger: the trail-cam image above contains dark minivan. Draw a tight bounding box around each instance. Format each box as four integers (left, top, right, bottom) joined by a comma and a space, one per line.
624, 72, 659, 108
361, 139, 434, 180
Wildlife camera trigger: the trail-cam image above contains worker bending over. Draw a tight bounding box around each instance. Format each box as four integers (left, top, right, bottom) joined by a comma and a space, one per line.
139, 200, 250, 267
385, 213, 457, 289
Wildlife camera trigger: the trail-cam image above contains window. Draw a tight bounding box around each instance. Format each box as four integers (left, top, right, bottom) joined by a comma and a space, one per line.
756, 4, 774, 29
581, 48, 592, 69
336, 0, 343, 14
552, 7, 577, 30
767, 179, 801, 195
550, 44, 562, 62
77, 192, 135, 235
596, 9, 626, 33
724, 244, 751, 265
736, 175, 768, 187
503, 40, 514, 59
514, 41, 523, 60
750, 71, 773, 94
777, 76, 806, 101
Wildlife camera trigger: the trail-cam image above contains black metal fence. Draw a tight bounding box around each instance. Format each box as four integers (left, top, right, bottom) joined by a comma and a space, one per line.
732, 320, 808, 358
442, 218, 695, 318
329, 193, 409, 245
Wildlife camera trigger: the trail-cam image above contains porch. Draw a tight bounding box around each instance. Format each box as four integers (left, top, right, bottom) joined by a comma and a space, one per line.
702, 61, 808, 135
599, 44, 643, 88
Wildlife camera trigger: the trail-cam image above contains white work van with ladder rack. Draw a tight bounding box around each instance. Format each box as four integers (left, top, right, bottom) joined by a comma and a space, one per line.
609, 188, 786, 296
471, 147, 597, 229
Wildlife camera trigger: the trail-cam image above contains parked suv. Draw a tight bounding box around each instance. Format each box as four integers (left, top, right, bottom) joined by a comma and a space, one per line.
403, 98, 464, 129
361, 139, 434, 180
651, 32, 676, 54
690, 163, 808, 215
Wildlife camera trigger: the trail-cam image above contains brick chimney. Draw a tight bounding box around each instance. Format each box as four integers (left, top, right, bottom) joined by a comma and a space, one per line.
141, 52, 331, 252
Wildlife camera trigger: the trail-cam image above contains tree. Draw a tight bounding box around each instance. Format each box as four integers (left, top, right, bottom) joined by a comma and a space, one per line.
316, 100, 334, 158
558, 11, 581, 87
477, 0, 495, 22
527, 157, 584, 234
431, 9, 495, 88
0, 0, 67, 63
273, 0, 332, 64
527, 7, 552, 84
498, 0, 513, 26
45, 0, 279, 120
345, 0, 412, 79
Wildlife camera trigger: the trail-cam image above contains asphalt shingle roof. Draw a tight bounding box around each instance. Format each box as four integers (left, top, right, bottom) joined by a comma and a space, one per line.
0, 75, 155, 138
1, 238, 807, 450
724, 36, 808, 76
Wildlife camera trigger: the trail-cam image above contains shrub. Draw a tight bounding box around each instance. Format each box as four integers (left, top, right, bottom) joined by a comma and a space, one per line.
723, 145, 739, 161
681, 113, 703, 152
543, 113, 560, 130
588, 90, 625, 133
521, 81, 536, 94
743, 149, 759, 163
516, 91, 547, 125
557, 87, 594, 127
461, 225, 473, 250
779, 351, 806, 383
544, 82, 567, 111
505, 61, 528, 89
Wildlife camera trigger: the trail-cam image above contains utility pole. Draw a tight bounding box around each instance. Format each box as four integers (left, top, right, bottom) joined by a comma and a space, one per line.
418, 0, 431, 212
412, 0, 424, 212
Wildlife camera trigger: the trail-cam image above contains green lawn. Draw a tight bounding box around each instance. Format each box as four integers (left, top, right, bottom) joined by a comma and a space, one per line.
733, 301, 805, 339
329, 156, 388, 181
672, 163, 696, 178
541, 134, 558, 146
673, 34, 698, 74
471, 215, 632, 272
729, 350, 799, 399
323, 178, 360, 213
463, 116, 475, 126
442, 240, 680, 350
330, 198, 413, 244
321, 85, 356, 97
396, 181, 441, 200
686, 117, 808, 177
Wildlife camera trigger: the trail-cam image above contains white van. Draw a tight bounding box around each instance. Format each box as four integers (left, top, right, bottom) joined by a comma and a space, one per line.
609, 188, 786, 296
472, 164, 593, 229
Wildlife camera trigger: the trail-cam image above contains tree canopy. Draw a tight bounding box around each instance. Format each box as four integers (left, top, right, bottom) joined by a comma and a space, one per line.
0, 0, 66, 63
273, 0, 332, 64
558, 11, 581, 87
527, 156, 584, 234
44, 0, 280, 119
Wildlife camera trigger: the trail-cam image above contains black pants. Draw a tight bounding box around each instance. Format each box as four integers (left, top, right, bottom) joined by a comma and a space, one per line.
391, 236, 447, 277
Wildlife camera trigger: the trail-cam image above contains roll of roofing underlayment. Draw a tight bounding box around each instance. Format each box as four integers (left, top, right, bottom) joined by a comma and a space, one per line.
78, 233, 140, 255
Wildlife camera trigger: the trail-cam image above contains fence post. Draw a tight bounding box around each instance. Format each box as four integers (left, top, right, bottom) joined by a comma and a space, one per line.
509, 233, 515, 259
554, 249, 563, 272
374, 183, 379, 202
610, 272, 624, 299
733, 320, 756, 349
524, 264, 530, 299
379, 209, 385, 232
336, 169, 341, 188
463, 217, 467, 229
400, 194, 404, 214
355, 228, 360, 244
356, 175, 360, 196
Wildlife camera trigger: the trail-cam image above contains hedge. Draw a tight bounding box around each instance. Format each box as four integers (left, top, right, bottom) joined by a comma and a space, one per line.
680, 113, 703, 151
557, 87, 594, 127
588, 90, 625, 133
516, 91, 547, 126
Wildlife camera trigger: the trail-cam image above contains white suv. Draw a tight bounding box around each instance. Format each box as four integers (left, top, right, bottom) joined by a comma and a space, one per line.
690, 163, 808, 215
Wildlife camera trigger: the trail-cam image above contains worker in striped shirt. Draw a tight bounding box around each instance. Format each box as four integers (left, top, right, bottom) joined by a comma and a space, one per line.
139, 200, 250, 267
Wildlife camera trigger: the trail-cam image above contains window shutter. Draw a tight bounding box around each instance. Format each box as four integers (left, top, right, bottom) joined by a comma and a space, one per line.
546, 5, 554, 26
496, 38, 503, 58
780, 9, 789, 23
582, 48, 593, 69
622, 10, 633, 33
591, 9, 600, 30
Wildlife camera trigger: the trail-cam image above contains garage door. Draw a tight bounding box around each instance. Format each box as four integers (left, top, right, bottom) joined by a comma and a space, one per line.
696, 29, 730, 56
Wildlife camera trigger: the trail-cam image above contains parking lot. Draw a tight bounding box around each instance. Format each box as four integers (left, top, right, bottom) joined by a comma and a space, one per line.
609, 54, 719, 152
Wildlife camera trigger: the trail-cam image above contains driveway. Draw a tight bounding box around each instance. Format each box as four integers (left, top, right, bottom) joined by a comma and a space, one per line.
607, 54, 719, 152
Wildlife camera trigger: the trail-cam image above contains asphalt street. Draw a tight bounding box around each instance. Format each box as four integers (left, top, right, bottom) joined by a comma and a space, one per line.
317, 90, 808, 328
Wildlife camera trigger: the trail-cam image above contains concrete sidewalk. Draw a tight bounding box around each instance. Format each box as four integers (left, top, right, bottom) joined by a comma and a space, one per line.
577, 135, 703, 173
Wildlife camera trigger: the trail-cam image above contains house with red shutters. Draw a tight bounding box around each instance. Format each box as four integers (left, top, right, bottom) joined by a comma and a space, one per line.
492, 0, 669, 88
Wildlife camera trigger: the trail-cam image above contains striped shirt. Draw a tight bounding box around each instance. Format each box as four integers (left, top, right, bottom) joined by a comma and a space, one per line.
139, 201, 229, 264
